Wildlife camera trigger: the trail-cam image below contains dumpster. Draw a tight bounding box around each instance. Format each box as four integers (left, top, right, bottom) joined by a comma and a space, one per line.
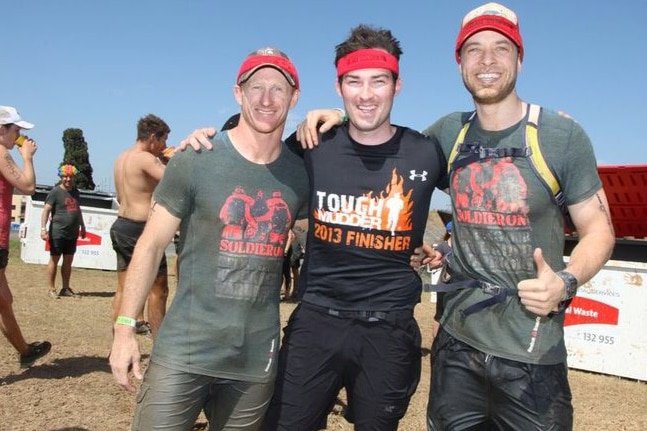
20, 186, 119, 271
563, 258, 647, 381
563, 164, 647, 381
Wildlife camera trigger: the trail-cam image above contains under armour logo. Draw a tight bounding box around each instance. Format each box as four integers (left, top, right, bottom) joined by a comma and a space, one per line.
409, 170, 428, 181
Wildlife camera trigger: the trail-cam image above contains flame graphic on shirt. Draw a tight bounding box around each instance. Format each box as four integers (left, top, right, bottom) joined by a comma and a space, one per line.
374, 168, 413, 232
314, 168, 412, 234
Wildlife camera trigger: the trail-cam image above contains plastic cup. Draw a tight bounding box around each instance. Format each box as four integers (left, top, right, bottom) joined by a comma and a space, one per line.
15, 135, 26, 147
162, 146, 175, 158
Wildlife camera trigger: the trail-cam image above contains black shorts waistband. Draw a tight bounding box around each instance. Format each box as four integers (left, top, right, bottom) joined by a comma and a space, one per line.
301, 302, 413, 323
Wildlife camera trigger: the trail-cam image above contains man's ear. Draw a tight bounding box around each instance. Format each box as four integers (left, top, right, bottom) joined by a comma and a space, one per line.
233, 84, 243, 106
289, 89, 300, 109
394, 76, 402, 96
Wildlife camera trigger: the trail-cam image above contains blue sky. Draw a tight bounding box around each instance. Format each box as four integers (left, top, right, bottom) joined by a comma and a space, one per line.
3, 1, 646, 210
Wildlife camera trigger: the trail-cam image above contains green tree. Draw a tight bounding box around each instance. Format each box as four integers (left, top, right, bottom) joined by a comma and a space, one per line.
62, 128, 95, 190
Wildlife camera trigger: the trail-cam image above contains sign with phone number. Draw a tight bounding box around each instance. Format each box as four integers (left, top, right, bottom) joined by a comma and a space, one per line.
563, 259, 647, 381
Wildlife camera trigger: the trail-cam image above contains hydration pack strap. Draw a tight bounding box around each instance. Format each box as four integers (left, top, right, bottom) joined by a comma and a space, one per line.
431, 272, 515, 317
451, 143, 530, 170
525, 105, 573, 228
448, 104, 573, 228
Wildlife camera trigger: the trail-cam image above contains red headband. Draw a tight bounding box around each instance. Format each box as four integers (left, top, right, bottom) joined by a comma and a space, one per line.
237, 51, 299, 89
336, 48, 399, 77
455, 3, 523, 63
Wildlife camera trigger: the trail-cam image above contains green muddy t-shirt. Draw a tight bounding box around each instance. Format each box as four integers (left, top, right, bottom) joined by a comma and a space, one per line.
423, 107, 601, 364
152, 132, 308, 382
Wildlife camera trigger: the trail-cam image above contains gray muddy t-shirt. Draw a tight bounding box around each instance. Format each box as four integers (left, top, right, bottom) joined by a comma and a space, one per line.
152, 131, 308, 382
423, 107, 601, 364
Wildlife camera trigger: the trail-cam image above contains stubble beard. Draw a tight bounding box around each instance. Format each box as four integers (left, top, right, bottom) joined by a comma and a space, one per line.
463, 70, 518, 106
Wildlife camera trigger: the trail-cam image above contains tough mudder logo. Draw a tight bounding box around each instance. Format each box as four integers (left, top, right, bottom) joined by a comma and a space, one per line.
219, 186, 291, 257
313, 168, 413, 251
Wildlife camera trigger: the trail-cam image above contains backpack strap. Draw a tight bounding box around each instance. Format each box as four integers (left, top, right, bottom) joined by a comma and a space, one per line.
448, 104, 573, 228
438, 105, 576, 315
447, 111, 476, 173
525, 104, 573, 228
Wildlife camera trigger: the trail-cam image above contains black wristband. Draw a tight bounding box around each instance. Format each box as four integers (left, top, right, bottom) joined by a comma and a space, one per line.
433, 241, 452, 257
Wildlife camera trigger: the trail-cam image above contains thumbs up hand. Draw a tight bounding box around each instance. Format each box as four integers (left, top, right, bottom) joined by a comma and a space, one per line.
517, 248, 565, 316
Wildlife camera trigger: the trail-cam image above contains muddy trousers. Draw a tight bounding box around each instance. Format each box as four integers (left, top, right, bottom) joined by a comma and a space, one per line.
133, 361, 274, 431
427, 328, 573, 431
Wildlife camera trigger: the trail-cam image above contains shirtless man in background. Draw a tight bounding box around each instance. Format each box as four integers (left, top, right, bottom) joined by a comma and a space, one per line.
110, 114, 171, 337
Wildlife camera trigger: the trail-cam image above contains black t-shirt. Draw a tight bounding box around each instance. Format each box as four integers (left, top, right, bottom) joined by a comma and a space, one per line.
290, 123, 446, 311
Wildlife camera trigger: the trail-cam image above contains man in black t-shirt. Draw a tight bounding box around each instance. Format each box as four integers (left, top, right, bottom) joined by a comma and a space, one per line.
263, 25, 446, 431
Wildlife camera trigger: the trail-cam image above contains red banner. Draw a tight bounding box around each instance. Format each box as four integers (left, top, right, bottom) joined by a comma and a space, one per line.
563, 296, 619, 326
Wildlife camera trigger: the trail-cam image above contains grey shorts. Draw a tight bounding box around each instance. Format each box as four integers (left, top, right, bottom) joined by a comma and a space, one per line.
133, 361, 274, 431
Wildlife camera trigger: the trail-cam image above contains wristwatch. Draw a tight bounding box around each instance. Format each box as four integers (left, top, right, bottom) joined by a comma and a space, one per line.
556, 270, 579, 300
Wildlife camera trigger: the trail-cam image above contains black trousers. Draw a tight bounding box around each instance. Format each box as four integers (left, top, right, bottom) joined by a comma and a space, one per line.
427, 328, 573, 431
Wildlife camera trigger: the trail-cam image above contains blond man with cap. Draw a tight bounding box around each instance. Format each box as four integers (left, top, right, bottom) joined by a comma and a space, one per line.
419, 3, 613, 429
109, 47, 308, 430
0, 106, 52, 368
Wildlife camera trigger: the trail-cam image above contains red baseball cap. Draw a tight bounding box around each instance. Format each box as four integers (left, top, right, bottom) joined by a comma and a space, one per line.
455, 2, 523, 63
236, 47, 299, 89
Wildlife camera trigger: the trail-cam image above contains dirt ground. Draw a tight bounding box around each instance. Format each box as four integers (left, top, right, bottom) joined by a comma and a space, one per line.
1, 252, 646, 431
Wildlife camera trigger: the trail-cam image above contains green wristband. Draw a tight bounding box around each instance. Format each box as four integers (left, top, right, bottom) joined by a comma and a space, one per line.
115, 315, 137, 327
334, 108, 348, 123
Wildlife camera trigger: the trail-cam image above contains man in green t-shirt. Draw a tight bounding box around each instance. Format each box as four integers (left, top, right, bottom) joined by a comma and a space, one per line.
421, 4, 614, 429
109, 47, 308, 431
